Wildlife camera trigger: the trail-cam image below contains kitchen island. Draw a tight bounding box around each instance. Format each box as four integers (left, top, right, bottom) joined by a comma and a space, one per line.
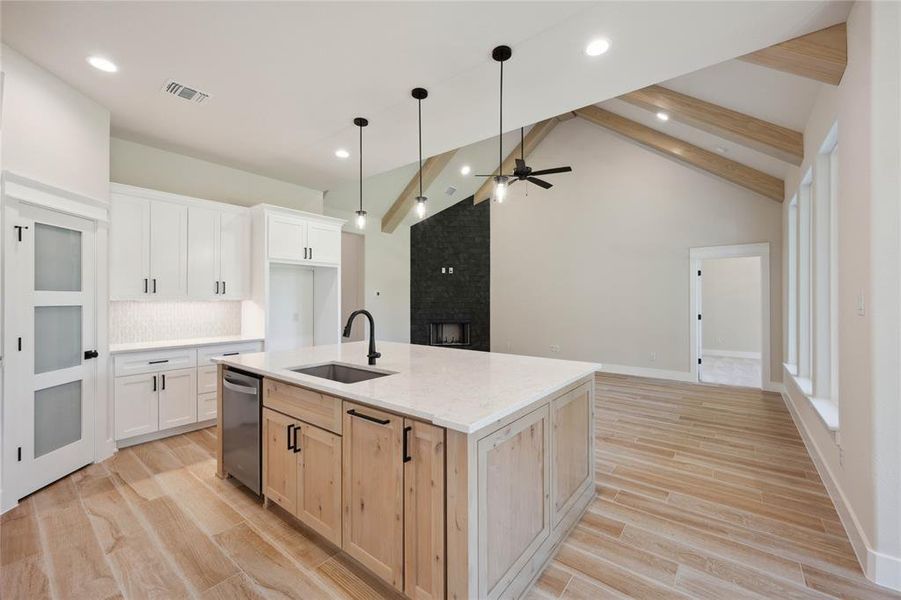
215, 341, 599, 600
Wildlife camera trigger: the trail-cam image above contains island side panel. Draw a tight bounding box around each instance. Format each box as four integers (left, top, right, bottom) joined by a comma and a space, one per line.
446, 428, 478, 600
216, 363, 225, 478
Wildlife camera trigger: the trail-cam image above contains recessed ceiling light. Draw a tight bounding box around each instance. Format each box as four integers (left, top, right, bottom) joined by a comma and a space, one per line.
460, 165, 471, 176
656, 111, 670, 122
585, 39, 611, 57
335, 149, 350, 159
87, 55, 118, 73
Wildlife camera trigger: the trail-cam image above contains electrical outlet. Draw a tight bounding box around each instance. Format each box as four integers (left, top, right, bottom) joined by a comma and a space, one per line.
857, 291, 865, 316
650, 352, 657, 362
550, 344, 560, 354
441, 267, 446, 274
839, 447, 845, 468
448, 267, 454, 274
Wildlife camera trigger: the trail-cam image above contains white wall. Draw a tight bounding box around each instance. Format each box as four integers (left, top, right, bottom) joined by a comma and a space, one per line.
491, 116, 783, 380
701, 256, 762, 355
1, 45, 111, 200
781, 2, 901, 590
110, 137, 323, 213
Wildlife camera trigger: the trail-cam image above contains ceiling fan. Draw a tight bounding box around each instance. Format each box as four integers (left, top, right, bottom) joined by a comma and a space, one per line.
476, 45, 572, 202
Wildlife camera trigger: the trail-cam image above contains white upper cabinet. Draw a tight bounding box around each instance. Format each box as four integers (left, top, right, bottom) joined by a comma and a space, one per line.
218, 211, 250, 299
149, 200, 188, 299
267, 212, 341, 266
110, 193, 151, 299
111, 184, 249, 301
268, 213, 308, 262
187, 206, 249, 300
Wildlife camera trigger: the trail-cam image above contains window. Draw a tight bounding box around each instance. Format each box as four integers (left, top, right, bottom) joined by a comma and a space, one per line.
812, 125, 838, 402
787, 196, 798, 370
797, 174, 813, 383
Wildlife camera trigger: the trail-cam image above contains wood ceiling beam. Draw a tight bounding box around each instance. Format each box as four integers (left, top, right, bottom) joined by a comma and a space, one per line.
619, 85, 804, 165
472, 117, 563, 205
739, 23, 847, 85
575, 105, 784, 202
381, 149, 457, 233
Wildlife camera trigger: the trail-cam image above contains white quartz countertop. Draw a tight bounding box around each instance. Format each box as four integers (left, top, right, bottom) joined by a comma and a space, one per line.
109, 335, 264, 355
213, 341, 600, 433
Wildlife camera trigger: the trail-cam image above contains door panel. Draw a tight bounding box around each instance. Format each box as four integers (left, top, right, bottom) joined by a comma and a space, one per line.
110, 194, 150, 299
114, 373, 159, 440
158, 367, 197, 430
342, 402, 404, 591
218, 211, 249, 299
307, 223, 340, 265
149, 200, 188, 298
4, 203, 96, 500
268, 215, 306, 262
187, 206, 220, 300
404, 419, 446, 600
551, 383, 592, 526
263, 408, 298, 513
296, 423, 342, 545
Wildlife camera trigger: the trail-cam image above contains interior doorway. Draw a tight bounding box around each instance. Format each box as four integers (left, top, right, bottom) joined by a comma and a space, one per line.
690, 243, 770, 389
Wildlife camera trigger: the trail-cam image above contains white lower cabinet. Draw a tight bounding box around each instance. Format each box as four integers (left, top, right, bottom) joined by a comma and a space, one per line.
198, 392, 218, 421
114, 373, 160, 440
158, 368, 198, 430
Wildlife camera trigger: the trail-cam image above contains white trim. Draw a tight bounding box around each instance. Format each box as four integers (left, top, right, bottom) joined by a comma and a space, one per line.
690, 242, 771, 390
110, 182, 248, 214
702, 349, 762, 360
782, 370, 901, 592
3, 171, 108, 222
600, 363, 696, 382
115, 418, 215, 449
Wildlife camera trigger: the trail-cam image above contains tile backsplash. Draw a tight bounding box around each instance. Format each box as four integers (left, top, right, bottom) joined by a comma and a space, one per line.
110, 301, 242, 344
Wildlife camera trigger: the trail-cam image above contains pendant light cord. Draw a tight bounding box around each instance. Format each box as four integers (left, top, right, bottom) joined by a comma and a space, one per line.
418, 97, 423, 197
499, 59, 504, 174
358, 123, 363, 212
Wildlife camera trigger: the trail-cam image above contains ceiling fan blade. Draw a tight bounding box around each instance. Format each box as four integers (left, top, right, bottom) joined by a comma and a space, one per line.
527, 177, 552, 189
528, 166, 572, 176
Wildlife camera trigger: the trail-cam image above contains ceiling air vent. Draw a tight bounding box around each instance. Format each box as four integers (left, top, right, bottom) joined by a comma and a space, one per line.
445, 186, 457, 196
161, 79, 210, 104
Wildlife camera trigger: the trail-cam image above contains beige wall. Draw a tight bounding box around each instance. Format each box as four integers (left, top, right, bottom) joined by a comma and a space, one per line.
491, 116, 783, 380
1, 45, 111, 200
781, 2, 901, 589
341, 231, 366, 341
701, 256, 762, 355
110, 137, 323, 212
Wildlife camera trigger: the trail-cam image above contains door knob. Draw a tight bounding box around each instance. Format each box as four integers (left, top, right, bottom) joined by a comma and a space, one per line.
84, 350, 99, 359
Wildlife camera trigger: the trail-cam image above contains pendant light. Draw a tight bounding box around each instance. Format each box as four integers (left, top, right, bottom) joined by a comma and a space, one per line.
412, 87, 429, 219
353, 117, 368, 229
491, 45, 512, 203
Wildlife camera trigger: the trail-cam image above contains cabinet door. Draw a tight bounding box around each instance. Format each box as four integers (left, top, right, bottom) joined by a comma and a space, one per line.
114, 373, 159, 440
187, 206, 220, 300
268, 214, 307, 262
198, 392, 218, 421
551, 383, 592, 527
218, 211, 250, 299
263, 408, 299, 513
307, 222, 341, 265
404, 420, 446, 600
158, 367, 197, 430
342, 402, 404, 591
110, 195, 150, 300
149, 200, 188, 298
296, 423, 342, 545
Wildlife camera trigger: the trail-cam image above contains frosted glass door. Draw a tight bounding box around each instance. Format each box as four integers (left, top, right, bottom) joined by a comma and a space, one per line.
5, 203, 96, 500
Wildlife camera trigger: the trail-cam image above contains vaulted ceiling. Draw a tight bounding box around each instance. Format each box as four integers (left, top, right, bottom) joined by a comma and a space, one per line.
2, 1, 850, 190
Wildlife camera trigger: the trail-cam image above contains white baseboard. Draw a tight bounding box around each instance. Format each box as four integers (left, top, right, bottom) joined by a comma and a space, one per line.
116, 419, 215, 449
703, 349, 762, 359
781, 375, 901, 592
762, 381, 785, 393
600, 363, 696, 383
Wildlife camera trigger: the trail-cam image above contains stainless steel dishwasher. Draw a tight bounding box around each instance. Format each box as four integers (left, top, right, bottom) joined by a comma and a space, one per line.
221, 367, 262, 495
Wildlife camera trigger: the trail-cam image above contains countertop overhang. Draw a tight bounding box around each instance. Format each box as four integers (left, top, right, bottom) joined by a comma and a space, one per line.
213, 341, 600, 433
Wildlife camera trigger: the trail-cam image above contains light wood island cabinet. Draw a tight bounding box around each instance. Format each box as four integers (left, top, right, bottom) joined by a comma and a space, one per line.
217, 353, 596, 600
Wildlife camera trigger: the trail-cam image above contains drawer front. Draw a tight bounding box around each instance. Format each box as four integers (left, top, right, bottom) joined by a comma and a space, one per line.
198, 365, 218, 395
263, 378, 342, 434
197, 341, 263, 365
198, 391, 217, 421
114, 348, 197, 377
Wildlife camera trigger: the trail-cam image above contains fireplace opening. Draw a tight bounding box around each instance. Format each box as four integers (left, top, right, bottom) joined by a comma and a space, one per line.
430, 322, 471, 347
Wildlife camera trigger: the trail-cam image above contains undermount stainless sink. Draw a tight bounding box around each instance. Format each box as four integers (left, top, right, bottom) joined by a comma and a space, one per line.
290, 362, 393, 384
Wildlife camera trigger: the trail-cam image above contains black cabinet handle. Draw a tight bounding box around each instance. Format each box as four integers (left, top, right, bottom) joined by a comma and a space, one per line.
152, 278, 157, 293
293, 425, 300, 453
346, 409, 390, 425
216, 281, 220, 294
161, 374, 166, 390
84, 350, 99, 360
152, 375, 157, 392
309, 247, 313, 260
287, 424, 295, 450
144, 278, 149, 293
222, 352, 239, 356
149, 359, 169, 365
403, 426, 412, 463
222, 281, 226, 295
14, 225, 29, 242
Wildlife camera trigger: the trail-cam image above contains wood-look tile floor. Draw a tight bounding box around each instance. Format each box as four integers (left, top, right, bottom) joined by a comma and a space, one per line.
1, 374, 899, 599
